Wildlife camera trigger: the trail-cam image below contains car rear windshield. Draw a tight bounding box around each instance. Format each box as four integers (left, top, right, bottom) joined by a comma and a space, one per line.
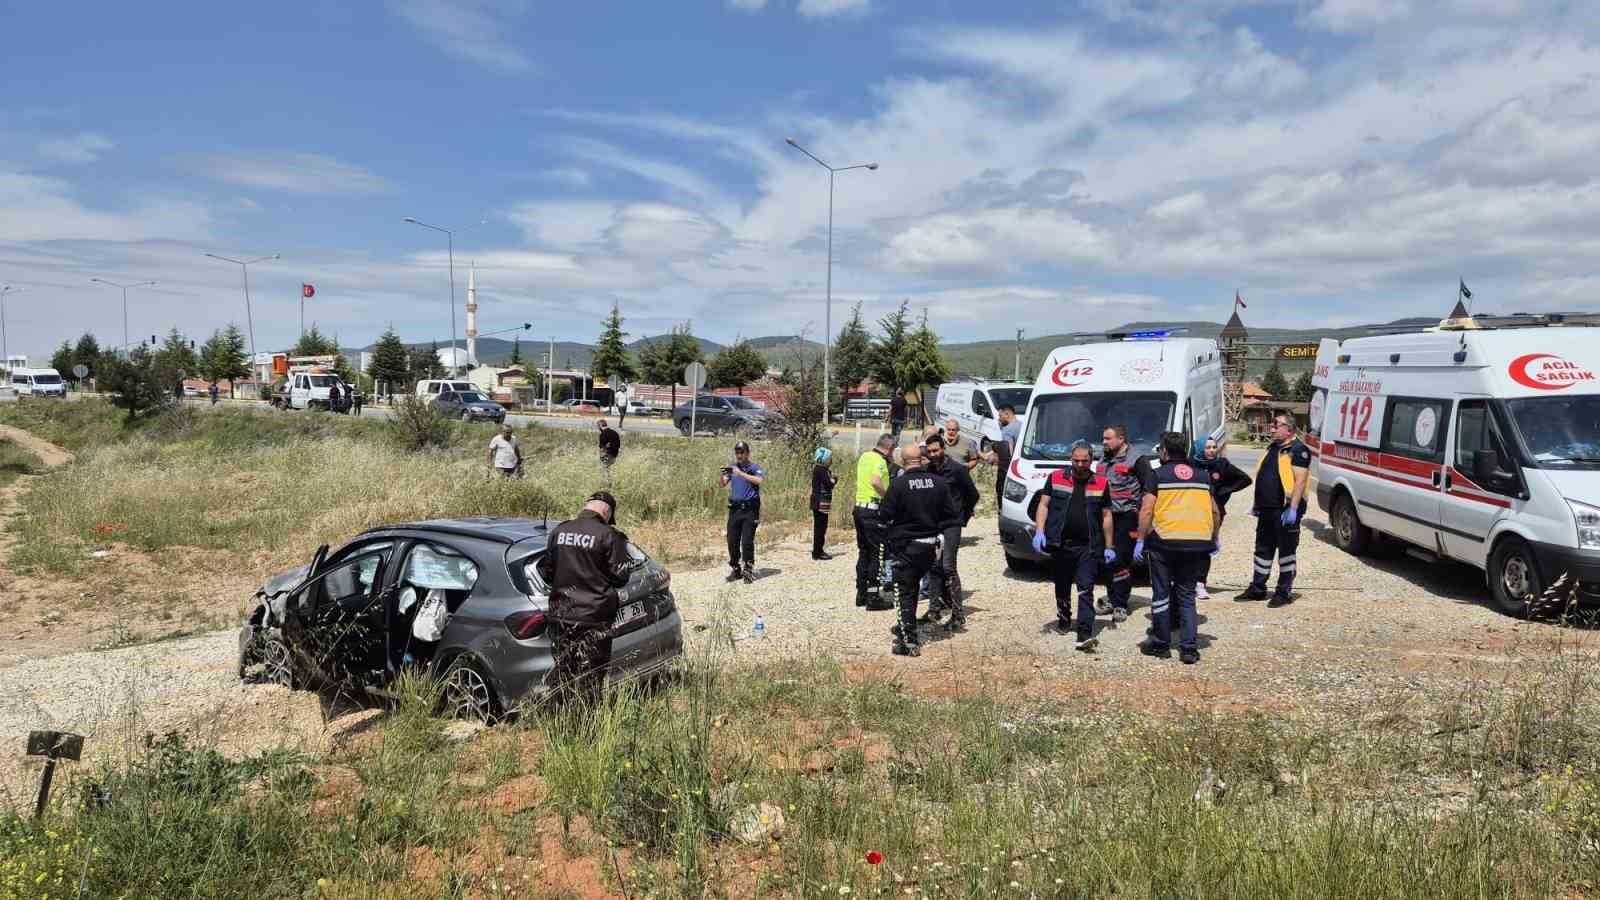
308, 375, 337, 387
1022, 391, 1174, 461
1506, 395, 1600, 468
987, 387, 1030, 412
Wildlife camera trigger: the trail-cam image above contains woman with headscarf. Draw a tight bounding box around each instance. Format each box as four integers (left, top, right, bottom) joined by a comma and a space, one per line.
1192, 436, 1253, 599
811, 446, 839, 560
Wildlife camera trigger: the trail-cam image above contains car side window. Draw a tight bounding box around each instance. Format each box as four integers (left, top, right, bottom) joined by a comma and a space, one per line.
1182, 399, 1194, 448
1382, 397, 1448, 462
971, 391, 993, 418
697, 396, 717, 409
402, 544, 480, 594
308, 547, 391, 612
1454, 400, 1516, 495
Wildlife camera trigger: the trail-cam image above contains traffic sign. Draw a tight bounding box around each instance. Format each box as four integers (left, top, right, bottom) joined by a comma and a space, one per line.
72, 364, 88, 380
684, 361, 707, 390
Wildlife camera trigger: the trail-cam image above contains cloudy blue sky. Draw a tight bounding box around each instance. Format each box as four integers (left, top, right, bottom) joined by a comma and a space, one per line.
2, 0, 1595, 360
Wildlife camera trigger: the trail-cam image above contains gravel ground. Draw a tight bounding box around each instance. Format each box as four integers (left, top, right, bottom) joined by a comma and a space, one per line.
3, 502, 1589, 809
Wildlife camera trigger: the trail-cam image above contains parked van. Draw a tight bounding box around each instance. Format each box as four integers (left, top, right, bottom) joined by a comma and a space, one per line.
934, 380, 1034, 449
10, 368, 67, 398
1308, 313, 1600, 616
998, 334, 1225, 568
286, 370, 351, 411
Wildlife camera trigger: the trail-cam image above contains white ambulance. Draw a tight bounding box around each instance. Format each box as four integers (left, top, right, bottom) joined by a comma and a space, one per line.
1308, 314, 1600, 616
998, 332, 1226, 568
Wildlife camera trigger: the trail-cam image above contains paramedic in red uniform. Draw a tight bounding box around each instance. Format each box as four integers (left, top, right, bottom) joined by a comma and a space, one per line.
1237, 414, 1312, 607
1097, 425, 1149, 623
1031, 441, 1111, 652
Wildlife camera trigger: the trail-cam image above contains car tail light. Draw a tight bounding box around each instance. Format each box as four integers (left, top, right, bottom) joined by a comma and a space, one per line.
653, 568, 671, 591
504, 610, 548, 640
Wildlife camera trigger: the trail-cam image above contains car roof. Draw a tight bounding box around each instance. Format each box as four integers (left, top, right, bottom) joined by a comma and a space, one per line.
360, 516, 553, 545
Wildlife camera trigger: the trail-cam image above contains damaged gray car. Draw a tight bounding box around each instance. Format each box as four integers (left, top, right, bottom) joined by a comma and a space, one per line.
238, 517, 683, 721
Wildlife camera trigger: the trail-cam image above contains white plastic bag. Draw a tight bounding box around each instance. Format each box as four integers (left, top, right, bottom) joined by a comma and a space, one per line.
411, 589, 449, 643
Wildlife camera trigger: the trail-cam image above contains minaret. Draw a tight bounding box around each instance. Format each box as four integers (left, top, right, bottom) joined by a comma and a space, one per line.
466, 263, 479, 366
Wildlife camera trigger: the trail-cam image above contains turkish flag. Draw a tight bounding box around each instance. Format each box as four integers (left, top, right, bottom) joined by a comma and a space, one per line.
1235, 290, 1247, 310
302, 283, 315, 299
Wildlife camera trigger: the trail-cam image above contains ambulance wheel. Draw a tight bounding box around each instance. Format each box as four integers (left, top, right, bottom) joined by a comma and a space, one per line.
1331, 492, 1371, 556
1488, 537, 1540, 619
1004, 552, 1032, 572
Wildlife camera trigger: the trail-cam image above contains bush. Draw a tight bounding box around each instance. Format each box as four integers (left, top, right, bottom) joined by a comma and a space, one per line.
386, 394, 451, 451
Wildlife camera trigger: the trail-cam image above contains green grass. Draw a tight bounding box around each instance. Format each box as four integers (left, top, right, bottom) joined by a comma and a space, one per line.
0, 437, 41, 489
5, 646, 1596, 899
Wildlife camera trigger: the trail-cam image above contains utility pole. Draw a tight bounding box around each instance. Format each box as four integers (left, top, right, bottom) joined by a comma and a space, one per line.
546, 336, 554, 411
1014, 329, 1024, 382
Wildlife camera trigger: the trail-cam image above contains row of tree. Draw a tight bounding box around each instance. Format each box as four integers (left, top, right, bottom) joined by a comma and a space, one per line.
1259, 362, 1316, 403
49, 325, 257, 396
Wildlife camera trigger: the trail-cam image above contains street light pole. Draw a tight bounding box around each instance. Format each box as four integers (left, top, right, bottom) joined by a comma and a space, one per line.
786, 138, 878, 426
404, 217, 483, 376
89, 278, 157, 356
0, 285, 20, 365
204, 254, 278, 361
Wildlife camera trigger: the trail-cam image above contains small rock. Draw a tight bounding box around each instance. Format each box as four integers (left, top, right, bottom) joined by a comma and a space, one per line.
1276, 771, 1299, 787
441, 720, 486, 743
731, 802, 786, 844
1193, 768, 1228, 805
803, 750, 836, 773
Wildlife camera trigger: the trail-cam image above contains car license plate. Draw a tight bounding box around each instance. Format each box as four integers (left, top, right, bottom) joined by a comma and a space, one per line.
614, 601, 646, 627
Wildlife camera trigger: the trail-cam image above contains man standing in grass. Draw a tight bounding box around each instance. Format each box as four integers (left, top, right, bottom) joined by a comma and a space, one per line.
539, 491, 631, 705
486, 423, 522, 478
720, 440, 765, 584
854, 434, 897, 611
598, 418, 621, 469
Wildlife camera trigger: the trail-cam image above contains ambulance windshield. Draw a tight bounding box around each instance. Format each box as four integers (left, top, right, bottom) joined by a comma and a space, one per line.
1506, 395, 1600, 468
1022, 392, 1174, 461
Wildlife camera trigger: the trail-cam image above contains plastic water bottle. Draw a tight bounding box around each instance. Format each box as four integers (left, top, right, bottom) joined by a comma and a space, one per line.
753, 615, 766, 639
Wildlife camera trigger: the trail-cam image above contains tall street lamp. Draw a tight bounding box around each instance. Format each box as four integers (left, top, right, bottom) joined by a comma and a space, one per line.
204, 253, 278, 360
0, 285, 21, 365
786, 138, 878, 425
403, 217, 485, 376
89, 278, 156, 355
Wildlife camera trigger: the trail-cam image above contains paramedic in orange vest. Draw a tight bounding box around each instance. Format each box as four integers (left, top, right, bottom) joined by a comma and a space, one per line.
1237, 414, 1312, 607
1031, 441, 1111, 653
1134, 432, 1220, 665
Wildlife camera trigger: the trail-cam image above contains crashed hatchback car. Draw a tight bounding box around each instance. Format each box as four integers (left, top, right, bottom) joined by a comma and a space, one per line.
238, 517, 683, 720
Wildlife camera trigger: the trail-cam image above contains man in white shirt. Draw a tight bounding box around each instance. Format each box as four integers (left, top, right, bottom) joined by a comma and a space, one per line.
486, 424, 523, 477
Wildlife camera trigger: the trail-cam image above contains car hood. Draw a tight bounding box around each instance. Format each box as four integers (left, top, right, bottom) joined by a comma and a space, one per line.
260, 563, 311, 596
464, 401, 504, 411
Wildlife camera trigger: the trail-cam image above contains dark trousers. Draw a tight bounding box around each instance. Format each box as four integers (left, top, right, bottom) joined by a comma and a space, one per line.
550, 620, 614, 706
890, 418, 906, 438
854, 506, 885, 597
1147, 548, 1203, 652
727, 499, 759, 570
812, 509, 829, 556
892, 540, 939, 639
1248, 505, 1303, 597
1105, 511, 1138, 611
921, 525, 963, 607
1052, 543, 1100, 638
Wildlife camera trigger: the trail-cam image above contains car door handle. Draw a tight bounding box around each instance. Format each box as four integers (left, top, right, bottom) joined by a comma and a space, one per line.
1432, 470, 1442, 487
1442, 471, 1452, 490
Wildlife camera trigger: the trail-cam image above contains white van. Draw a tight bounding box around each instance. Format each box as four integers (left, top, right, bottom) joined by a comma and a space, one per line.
934, 381, 1034, 449
415, 379, 476, 401
998, 334, 1225, 567
287, 371, 351, 411
10, 368, 67, 398
1308, 314, 1600, 616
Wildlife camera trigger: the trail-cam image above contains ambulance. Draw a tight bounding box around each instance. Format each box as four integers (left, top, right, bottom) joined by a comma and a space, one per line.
1308, 313, 1600, 616
998, 332, 1226, 568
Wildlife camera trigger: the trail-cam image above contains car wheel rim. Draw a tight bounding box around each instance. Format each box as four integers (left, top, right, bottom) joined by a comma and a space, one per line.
443, 665, 494, 722
262, 641, 294, 688
1337, 505, 1354, 544
1503, 554, 1532, 599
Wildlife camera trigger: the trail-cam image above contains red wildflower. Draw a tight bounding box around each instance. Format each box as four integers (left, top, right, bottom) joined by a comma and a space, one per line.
865, 851, 883, 866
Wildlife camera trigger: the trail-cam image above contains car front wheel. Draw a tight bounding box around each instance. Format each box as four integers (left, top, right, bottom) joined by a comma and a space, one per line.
1488, 537, 1541, 619
678, 419, 693, 437
461, 410, 473, 422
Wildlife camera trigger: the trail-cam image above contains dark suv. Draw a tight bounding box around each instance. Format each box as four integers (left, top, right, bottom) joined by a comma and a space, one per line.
672, 394, 777, 437
237, 517, 683, 721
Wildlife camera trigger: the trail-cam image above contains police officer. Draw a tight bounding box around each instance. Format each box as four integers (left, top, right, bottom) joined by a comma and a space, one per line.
719, 440, 765, 584
1237, 414, 1312, 607
920, 434, 980, 630
1031, 441, 1111, 652
1134, 433, 1220, 665
539, 491, 632, 704
879, 444, 960, 657
853, 434, 896, 610
1097, 424, 1149, 623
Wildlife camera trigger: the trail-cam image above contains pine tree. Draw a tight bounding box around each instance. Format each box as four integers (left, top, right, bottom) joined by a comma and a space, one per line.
895, 311, 951, 426
217, 324, 251, 397
831, 302, 874, 411
1290, 370, 1315, 402
591, 302, 639, 383
508, 337, 523, 366
663, 323, 705, 408
707, 339, 768, 393
50, 341, 74, 383
292, 325, 339, 358
871, 301, 912, 394
102, 345, 165, 421
72, 334, 102, 382
1260, 361, 1291, 400
369, 328, 410, 396
153, 328, 198, 391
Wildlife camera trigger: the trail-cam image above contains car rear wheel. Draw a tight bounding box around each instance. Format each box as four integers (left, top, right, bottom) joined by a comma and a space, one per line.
1331, 492, 1372, 556
678, 419, 693, 437
460, 410, 473, 422
1488, 537, 1540, 619
440, 657, 503, 723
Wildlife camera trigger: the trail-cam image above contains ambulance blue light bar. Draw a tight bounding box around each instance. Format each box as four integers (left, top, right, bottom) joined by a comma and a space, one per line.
1115, 328, 1188, 341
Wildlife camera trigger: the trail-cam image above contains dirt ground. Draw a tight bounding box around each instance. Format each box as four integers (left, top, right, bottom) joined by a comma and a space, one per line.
2, 424, 1593, 808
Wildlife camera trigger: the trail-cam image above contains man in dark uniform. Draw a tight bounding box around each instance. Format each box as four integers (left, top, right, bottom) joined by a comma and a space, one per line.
1135, 433, 1220, 665
597, 418, 621, 468
719, 440, 765, 584
1237, 414, 1312, 608
878, 444, 960, 657
1031, 441, 1111, 652
920, 434, 980, 630
538, 491, 631, 705
1097, 424, 1149, 623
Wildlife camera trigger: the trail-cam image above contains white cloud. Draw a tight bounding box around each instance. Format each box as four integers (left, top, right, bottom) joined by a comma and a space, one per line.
387, 0, 534, 73
797, 0, 870, 19
540, 167, 592, 188
188, 152, 391, 195
38, 132, 114, 165
0, 170, 213, 242
1303, 0, 1412, 32
727, 0, 767, 10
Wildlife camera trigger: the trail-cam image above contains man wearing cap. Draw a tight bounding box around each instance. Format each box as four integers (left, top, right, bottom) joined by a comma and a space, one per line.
538, 491, 631, 705
719, 440, 766, 584
854, 434, 897, 611
880, 444, 961, 656
486, 423, 522, 478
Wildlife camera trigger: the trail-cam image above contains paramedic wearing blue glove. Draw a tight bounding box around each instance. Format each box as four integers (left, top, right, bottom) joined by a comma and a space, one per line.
1236, 415, 1312, 608
1030, 441, 1110, 652
1135, 432, 1220, 665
